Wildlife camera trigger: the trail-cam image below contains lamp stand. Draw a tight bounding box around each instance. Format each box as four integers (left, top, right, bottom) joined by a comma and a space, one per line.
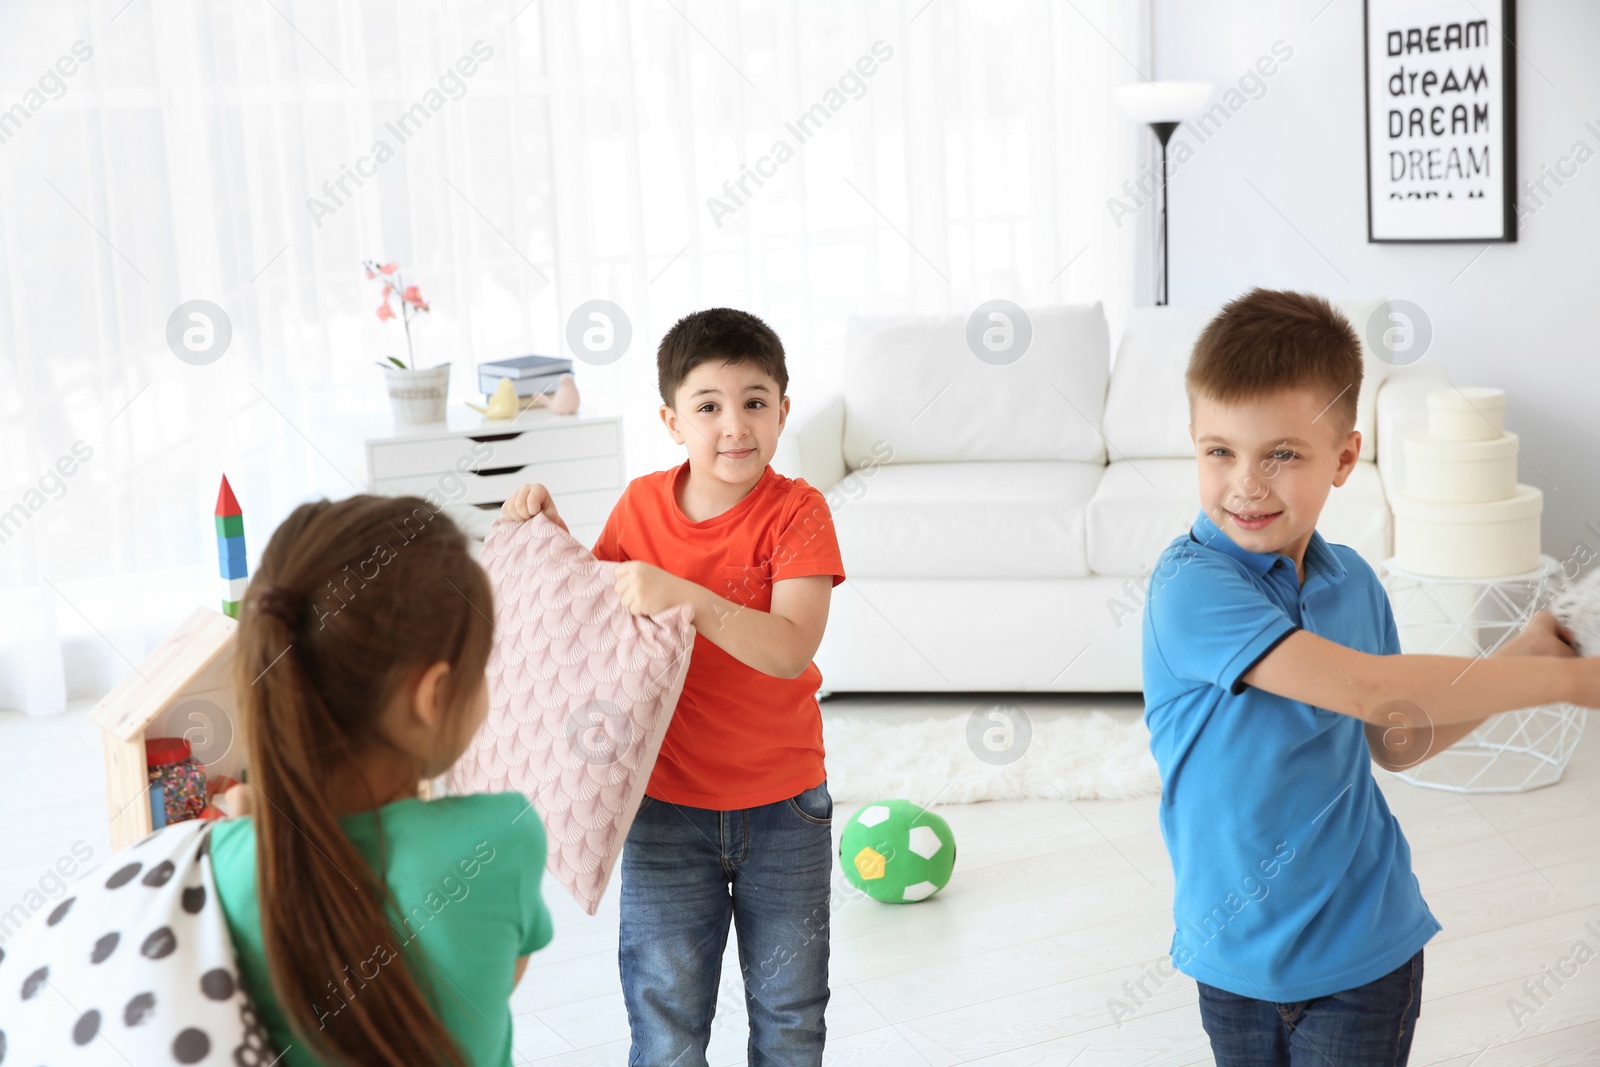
1151, 121, 1178, 307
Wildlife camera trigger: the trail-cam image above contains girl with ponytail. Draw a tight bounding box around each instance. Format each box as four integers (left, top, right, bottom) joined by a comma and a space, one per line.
209, 494, 553, 1066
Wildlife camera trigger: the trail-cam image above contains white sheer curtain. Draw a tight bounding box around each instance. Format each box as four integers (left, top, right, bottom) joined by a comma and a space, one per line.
0, 0, 1141, 715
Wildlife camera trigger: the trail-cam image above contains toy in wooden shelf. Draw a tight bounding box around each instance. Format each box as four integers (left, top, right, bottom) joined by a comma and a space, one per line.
216, 474, 247, 618
91, 606, 241, 849
146, 736, 209, 826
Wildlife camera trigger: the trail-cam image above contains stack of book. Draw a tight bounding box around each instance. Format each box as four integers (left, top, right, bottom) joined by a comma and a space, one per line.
477, 355, 573, 400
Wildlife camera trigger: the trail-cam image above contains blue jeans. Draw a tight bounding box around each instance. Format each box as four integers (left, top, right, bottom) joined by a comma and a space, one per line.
1197, 950, 1424, 1066
618, 781, 833, 1067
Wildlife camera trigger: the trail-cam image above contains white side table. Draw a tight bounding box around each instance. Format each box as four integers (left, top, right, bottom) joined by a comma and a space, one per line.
1381, 554, 1587, 793
362, 404, 624, 549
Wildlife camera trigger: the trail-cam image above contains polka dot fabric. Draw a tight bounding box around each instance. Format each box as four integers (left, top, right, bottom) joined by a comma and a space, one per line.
448, 514, 697, 915
0, 819, 278, 1064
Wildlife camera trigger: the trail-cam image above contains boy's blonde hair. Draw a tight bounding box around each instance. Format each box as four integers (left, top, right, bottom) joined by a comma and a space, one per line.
1186, 288, 1363, 445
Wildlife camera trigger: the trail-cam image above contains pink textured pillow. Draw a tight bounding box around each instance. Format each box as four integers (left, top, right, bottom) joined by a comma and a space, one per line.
449, 514, 695, 914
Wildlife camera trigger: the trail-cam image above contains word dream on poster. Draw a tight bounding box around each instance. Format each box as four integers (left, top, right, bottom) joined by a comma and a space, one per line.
1368, 3, 1510, 240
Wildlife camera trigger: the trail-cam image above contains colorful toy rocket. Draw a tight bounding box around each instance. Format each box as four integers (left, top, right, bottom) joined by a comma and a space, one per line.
215, 475, 246, 618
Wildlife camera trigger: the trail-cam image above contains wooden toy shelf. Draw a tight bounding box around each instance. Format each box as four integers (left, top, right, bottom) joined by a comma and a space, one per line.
90, 606, 242, 850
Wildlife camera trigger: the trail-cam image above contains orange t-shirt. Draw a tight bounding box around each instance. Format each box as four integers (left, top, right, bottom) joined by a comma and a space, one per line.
591, 462, 846, 809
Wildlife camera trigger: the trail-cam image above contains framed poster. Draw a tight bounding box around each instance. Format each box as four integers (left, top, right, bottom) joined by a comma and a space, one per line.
1364, 0, 1516, 242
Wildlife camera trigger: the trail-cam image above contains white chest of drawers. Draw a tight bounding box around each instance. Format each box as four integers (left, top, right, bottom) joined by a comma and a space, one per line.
363, 405, 623, 548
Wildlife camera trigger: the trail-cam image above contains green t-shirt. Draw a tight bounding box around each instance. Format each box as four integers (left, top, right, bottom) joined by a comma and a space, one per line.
211, 791, 554, 1066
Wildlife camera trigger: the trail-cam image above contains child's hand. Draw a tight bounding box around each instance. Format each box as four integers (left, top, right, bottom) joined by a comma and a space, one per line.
1495, 610, 1577, 659
501, 483, 569, 531
614, 561, 692, 617
221, 782, 252, 817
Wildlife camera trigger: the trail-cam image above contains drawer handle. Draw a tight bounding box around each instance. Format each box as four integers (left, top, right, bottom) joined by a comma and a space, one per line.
467, 432, 527, 443
471, 465, 528, 478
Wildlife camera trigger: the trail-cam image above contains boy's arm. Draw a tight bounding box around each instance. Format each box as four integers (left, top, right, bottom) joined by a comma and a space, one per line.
618, 567, 833, 679
1239, 613, 1594, 738
1364, 715, 1489, 772
1362, 610, 1580, 770
613, 487, 843, 679
692, 574, 833, 679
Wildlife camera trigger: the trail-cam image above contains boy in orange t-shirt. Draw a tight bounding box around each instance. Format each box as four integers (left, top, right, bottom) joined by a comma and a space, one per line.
502, 307, 845, 1065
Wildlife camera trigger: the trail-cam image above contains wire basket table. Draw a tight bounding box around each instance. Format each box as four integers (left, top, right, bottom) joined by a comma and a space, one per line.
1380, 554, 1587, 793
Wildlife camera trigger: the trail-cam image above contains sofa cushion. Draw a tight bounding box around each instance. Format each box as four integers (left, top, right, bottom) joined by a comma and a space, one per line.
829, 461, 1103, 579
1086, 458, 1391, 577
1101, 298, 1389, 462
1085, 458, 1203, 577
842, 305, 1110, 466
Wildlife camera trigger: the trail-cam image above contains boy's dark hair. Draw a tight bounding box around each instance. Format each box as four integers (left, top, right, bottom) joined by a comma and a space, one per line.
657, 308, 788, 408
1187, 288, 1363, 446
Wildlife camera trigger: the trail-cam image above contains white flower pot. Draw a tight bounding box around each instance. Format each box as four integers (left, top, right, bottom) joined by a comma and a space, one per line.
384, 363, 450, 424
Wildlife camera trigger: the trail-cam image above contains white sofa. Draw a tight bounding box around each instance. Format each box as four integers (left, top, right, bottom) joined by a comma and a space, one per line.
774, 301, 1452, 693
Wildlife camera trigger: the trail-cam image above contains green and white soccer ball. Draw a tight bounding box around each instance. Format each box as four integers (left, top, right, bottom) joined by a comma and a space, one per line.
839, 799, 957, 903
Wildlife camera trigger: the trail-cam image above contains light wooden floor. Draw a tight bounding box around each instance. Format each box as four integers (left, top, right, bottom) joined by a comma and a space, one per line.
3, 694, 1596, 1065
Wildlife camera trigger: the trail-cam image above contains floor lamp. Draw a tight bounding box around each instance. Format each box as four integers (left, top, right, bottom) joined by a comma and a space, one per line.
1113, 81, 1213, 307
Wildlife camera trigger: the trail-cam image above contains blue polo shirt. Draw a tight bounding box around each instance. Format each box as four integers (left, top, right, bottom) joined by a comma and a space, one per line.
1141, 508, 1439, 1001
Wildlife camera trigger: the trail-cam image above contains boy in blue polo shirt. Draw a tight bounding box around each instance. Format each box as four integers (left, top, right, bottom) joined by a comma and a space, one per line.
1142, 288, 1598, 1066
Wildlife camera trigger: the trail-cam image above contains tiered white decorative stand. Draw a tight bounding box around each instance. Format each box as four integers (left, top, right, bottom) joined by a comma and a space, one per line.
1381, 554, 1587, 793
1389, 387, 1543, 579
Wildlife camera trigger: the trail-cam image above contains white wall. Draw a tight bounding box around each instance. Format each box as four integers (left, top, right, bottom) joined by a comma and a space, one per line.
1150, 0, 1600, 564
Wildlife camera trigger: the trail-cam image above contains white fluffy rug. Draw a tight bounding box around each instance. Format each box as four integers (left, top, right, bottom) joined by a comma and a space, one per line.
821, 708, 1161, 803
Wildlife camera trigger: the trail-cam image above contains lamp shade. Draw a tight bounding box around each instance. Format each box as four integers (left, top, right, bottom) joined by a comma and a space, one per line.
1113, 81, 1213, 124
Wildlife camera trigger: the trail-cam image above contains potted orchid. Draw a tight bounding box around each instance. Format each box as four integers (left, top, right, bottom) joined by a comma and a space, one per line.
366, 259, 448, 423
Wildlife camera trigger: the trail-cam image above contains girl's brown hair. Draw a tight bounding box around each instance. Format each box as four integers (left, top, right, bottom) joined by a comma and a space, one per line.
234, 495, 493, 1066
